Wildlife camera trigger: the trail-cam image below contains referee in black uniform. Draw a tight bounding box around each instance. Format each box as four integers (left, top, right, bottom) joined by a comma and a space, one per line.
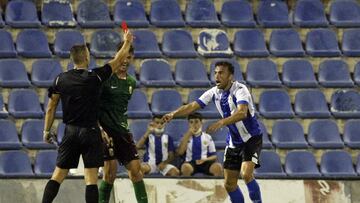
41, 30, 133, 203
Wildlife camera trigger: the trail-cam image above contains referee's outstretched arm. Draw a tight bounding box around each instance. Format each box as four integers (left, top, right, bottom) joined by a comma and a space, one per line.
108, 30, 134, 73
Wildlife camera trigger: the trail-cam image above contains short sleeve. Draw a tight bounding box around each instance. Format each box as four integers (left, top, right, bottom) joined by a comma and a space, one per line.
197, 88, 215, 109
92, 64, 112, 82
168, 136, 175, 152
48, 75, 61, 98
207, 135, 216, 156
234, 86, 251, 105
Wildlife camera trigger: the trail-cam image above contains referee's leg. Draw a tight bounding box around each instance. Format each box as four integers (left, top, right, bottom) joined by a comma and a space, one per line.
84, 167, 101, 203
42, 167, 69, 203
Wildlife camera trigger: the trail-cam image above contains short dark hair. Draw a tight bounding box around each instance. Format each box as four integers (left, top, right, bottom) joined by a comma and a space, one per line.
117, 41, 134, 54
153, 115, 163, 120
188, 112, 203, 120
70, 44, 88, 65
215, 61, 234, 75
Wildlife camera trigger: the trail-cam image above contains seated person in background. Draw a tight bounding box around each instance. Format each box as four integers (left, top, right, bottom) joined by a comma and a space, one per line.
136, 115, 180, 177
177, 113, 223, 176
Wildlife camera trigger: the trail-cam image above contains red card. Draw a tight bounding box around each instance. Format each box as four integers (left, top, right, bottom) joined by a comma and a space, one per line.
121, 21, 128, 32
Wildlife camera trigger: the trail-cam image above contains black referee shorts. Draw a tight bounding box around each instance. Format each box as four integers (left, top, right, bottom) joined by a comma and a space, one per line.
56, 125, 104, 169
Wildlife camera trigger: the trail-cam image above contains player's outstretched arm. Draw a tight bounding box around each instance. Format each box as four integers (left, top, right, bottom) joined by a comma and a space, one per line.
162, 101, 201, 123
43, 94, 60, 143
108, 30, 133, 73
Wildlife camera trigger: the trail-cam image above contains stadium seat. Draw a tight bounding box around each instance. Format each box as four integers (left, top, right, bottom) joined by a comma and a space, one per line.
246, 59, 282, 87
282, 59, 318, 88
31, 59, 63, 88
0, 30, 17, 57
162, 30, 197, 58
127, 90, 152, 118
114, 0, 149, 27
151, 90, 182, 115
344, 120, 360, 149
259, 90, 294, 118
185, 0, 220, 28
318, 60, 354, 87
306, 29, 341, 57
42, 1, 76, 27
188, 89, 219, 118
217, 151, 224, 164
293, 0, 328, 27
8, 89, 43, 118
258, 121, 273, 149
257, 0, 291, 27
203, 120, 228, 149
210, 59, 245, 84
54, 30, 85, 58
34, 150, 57, 177
0, 9, 4, 27
57, 122, 65, 144
5, 0, 40, 28
0, 95, 8, 118
44, 95, 63, 118
294, 90, 331, 118
353, 62, 360, 86
233, 29, 269, 57
129, 120, 150, 142
150, 0, 185, 27
197, 29, 233, 57
0, 151, 34, 177
342, 29, 360, 56
0, 59, 31, 87
175, 59, 211, 87
127, 65, 140, 87
308, 119, 344, 149
139, 59, 175, 87
165, 119, 189, 146
77, 0, 114, 28
330, 0, 360, 27
269, 29, 305, 57
22, 119, 56, 149
133, 30, 162, 58
16, 29, 52, 58
320, 151, 357, 177
90, 30, 122, 58
255, 151, 286, 178
67, 57, 98, 70
285, 151, 321, 177
330, 90, 360, 118
221, 0, 256, 27
272, 120, 308, 148
0, 120, 21, 149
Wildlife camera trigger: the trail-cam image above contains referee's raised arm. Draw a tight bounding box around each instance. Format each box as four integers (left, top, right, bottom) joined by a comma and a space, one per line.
108, 30, 134, 73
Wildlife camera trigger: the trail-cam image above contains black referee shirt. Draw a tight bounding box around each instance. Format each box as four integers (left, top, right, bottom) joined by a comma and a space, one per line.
49, 64, 112, 127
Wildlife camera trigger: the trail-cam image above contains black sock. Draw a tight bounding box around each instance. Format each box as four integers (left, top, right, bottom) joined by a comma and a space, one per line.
42, 180, 60, 203
86, 184, 99, 203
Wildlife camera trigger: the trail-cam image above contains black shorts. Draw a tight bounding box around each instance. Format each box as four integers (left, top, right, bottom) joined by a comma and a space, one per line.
56, 125, 104, 169
102, 126, 139, 166
223, 135, 262, 171
188, 160, 216, 175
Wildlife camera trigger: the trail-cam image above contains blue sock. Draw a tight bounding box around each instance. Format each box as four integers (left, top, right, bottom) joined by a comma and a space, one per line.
228, 186, 244, 203
246, 179, 262, 203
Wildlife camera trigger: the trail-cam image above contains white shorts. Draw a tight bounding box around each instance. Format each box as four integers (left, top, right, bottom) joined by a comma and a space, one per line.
145, 162, 176, 176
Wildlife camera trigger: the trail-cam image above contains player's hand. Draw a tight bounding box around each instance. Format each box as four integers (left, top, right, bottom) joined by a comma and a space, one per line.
158, 162, 166, 170
145, 122, 155, 135
206, 121, 223, 134
196, 159, 205, 165
123, 30, 134, 43
43, 131, 56, 144
162, 113, 174, 123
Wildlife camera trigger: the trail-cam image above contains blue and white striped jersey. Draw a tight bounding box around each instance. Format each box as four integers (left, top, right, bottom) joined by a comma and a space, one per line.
143, 134, 175, 165
185, 132, 216, 162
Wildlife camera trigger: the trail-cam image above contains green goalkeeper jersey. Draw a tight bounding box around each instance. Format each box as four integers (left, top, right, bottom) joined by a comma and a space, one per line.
98, 74, 136, 133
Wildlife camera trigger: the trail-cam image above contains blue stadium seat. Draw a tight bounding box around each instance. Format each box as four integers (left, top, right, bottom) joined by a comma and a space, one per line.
0, 30, 17, 57
67, 57, 98, 70
353, 62, 360, 86
54, 30, 85, 58
246, 59, 282, 87
90, 30, 122, 58
22, 119, 56, 149
57, 122, 65, 144
293, 0, 328, 27
269, 29, 305, 57
165, 119, 188, 146
77, 0, 114, 28
16, 29, 52, 58
257, 0, 291, 27
129, 120, 150, 142
203, 120, 228, 149
139, 59, 175, 87
344, 120, 360, 149
308, 119, 344, 149
321, 151, 357, 177
0, 9, 4, 27
127, 65, 140, 87
31, 59, 63, 88
330, 90, 360, 118
210, 59, 245, 84
306, 29, 341, 57
217, 151, 224, 165
0, 59, 31, 88
133, 30, 161, 58
259, 90, 294, 118
162, 30, 197, 58
188, 89, 219, 118
318, 60, 354, 87
42, 1, 76, 27
150, 0, 184, 27
0, 120, 21, 149
221, 0, 256, 27
185, 0, 220, 28
34, 150, 57, 177
258, 121, 273, 149
114, 0, 149, 27
294, 90, 331, 118
282, 59, 318, 88
5, 0, 40, 28
342, 29, 360, 56
0, 95, 8, 118
8, 89, 43, 118
255, 151, 286, 178
285, 151, 321, 177
272, 120, 308, 148
233, 29, 269, 57
151, 90, 182, 115
197, 29, 233, 57
0, 151, 34, 177
175, 59, 211, 87
44, 95, 63, 118
127, 90, 152, 119
330, 0, 360, 27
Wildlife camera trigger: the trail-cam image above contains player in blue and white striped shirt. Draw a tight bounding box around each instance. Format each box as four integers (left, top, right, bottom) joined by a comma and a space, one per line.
163, 61, 262, 203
